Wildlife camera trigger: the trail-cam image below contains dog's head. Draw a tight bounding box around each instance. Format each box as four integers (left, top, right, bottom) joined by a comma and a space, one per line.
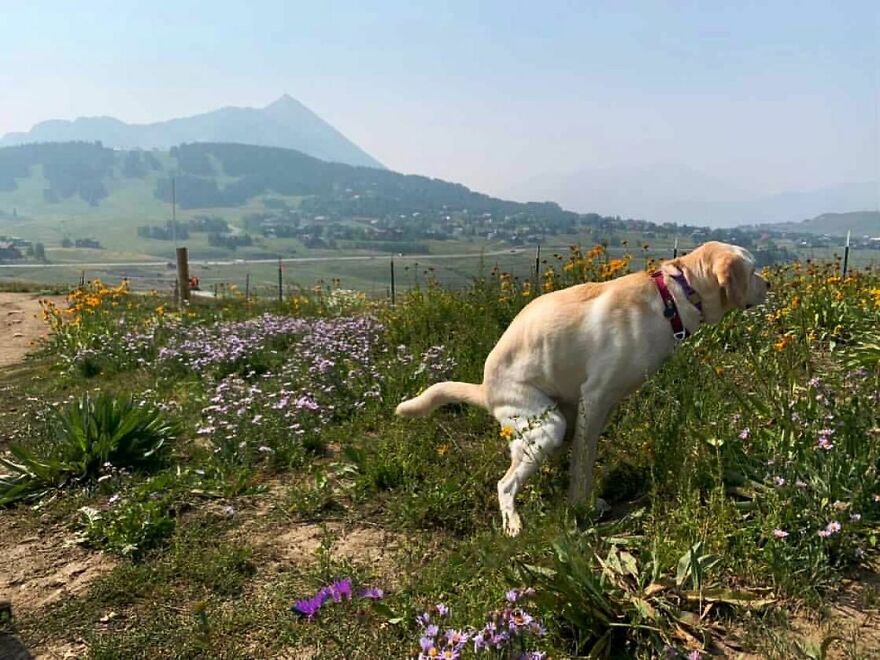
680, 241, 770, 323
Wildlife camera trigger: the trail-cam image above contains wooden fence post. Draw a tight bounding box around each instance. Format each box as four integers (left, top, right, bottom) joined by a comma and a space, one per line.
278, 258, 283, 305
534, 245, 541, 285
390, 257, 396, 305
176, 246, 190, 305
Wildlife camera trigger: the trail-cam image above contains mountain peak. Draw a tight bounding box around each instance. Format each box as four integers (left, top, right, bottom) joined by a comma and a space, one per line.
265, 94, 300, 110
0, 96, 384, 169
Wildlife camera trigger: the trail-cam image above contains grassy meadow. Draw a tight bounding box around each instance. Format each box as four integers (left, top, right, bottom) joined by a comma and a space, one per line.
1, 246, 879, 658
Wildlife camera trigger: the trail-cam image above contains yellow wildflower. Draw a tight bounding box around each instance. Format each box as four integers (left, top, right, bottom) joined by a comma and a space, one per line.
774, 335, 794, 351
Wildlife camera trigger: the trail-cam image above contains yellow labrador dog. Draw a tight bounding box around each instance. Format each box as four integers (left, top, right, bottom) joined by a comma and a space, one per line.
396, 241, 770, 535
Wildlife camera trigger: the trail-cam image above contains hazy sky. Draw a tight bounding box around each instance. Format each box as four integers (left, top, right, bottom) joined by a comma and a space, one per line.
1, 1, 878, 206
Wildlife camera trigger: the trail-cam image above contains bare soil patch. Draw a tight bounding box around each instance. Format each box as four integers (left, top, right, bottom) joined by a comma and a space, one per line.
263, 522, 401, 573
789, 567, 880, 659
0, 293, 62, 369
715, 565, 880, 659
223, 479, 405, 579
0, 515, 116, 617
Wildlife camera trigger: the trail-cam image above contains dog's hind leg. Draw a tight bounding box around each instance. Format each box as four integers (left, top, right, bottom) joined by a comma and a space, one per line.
495, 394, 566, 536
567, 385, 615, 508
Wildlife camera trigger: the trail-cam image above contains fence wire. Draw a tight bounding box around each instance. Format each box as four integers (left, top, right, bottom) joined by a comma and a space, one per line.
1, 243, 877, 300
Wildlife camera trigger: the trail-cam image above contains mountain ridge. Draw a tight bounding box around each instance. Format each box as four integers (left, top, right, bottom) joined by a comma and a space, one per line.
749, 210, 880, 237
0, 96, 384, 170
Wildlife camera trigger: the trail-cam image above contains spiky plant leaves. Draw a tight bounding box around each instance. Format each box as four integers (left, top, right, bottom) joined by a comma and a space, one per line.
0, 393, 176, 506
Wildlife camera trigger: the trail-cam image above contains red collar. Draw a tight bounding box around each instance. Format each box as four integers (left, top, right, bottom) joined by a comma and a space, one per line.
651, 270, 689, 341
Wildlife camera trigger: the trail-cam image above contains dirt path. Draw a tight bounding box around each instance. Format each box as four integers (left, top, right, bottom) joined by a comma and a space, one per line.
0, 293, 60, 369
0, 293, 115, 659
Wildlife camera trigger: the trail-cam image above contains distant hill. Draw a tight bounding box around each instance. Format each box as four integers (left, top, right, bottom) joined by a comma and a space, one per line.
0, 95, 384, 169
0, 141, 585, 259
752, 211, 880, 237
0, 141, 574, 219
0, 141, 795, 270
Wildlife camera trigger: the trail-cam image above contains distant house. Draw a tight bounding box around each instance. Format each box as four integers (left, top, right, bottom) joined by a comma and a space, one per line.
0, 241, 22, 260
75, 238, 102, 249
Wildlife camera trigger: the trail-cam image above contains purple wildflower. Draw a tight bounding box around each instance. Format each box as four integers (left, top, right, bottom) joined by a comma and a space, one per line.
291, 577, 357, 619
295, 394, 320, 412
445, 628, 470, 647
817, 428, 835, 450
360, 587, 384, 600
738, 427, 751, 440
419, 636, 437, 655
818, 520, 842, 538
508, 608, 535, 631
414, 345, 457, 381
773, 529, 789, 539
292, 592, 327, 619
323, 579, 352, 603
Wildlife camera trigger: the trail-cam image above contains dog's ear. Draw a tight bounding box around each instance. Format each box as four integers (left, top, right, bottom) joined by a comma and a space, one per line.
716, 253, 749, 308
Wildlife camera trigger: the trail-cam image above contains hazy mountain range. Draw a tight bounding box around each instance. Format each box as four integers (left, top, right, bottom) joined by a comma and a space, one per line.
0, 95, 384, 170
2, 97, 876, 229
0, 140, 873, 266
506, 164, 877, 229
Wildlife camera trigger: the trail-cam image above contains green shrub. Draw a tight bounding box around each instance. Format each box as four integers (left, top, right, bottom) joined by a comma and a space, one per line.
78, 498, 176, 558
0, 392, 176, 505
286, 470, 340, 519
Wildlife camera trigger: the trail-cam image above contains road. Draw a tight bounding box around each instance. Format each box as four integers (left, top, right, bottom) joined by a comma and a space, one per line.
0, 248, 527, 270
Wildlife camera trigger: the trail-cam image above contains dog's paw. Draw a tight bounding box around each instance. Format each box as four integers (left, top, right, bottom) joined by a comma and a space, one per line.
503, 511, 522, 537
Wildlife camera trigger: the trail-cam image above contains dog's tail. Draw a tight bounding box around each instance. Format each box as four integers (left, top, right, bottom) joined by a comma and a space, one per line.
395, 381, 487, 418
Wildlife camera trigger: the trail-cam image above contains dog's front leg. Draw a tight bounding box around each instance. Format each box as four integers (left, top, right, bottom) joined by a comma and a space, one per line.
567, 386, 613, 507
